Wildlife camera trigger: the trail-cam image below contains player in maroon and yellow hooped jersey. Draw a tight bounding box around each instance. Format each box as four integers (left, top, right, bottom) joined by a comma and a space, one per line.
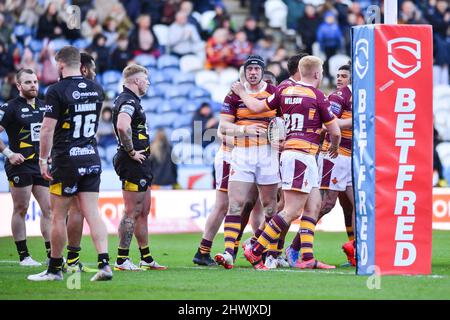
231, 55, 341, 270
214, 55, 281, 269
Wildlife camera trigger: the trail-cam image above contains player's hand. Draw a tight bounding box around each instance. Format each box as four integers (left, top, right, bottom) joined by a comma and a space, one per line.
245, 123, 267, 136
328, 144, 339, 159
128, 149, 147, 164
39, 161, 53, 181
8, 152, 25, 165
231, 81, 245, 96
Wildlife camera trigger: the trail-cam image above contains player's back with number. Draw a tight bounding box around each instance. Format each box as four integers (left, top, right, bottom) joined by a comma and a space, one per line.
44, 76, 105, 167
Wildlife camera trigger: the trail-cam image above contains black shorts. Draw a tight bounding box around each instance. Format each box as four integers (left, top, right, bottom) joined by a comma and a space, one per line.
113, 150, 153, 192
5, 161, 49, 188
50, 163, 101, 196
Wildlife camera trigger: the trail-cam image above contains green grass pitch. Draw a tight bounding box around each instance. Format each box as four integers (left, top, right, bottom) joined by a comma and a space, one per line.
0, 231, 449, 300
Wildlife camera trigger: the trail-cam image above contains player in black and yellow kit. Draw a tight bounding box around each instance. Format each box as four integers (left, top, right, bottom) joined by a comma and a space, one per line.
112, 64, 166, 271
27, 46, 112, 281
0, 69, 51, 266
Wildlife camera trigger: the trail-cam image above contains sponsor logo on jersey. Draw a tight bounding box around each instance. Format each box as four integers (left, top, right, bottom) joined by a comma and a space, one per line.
21, 114, 33, 118
0, 110, 4, 121
45, 105, 53, 113
64, 185, 78, 194
78, 167, 87, 176
69, 146, 96, 156
21, 108, 29, 112
330, 101, 342, 115
72, 91, 81, 99
78, 82, 87, 89
72, 91, 99, 100
140, 179, 146, 187
13, 176, 20, 184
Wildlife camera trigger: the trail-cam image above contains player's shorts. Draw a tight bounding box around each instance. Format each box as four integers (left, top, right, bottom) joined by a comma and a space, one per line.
50, 165, 101, 197
229, 145, 280, 185
317, 152, 352, 191
280, 150, 319, 193
214, 148, 231, 192
113, 149, 153, 192
5, 161, 49, 188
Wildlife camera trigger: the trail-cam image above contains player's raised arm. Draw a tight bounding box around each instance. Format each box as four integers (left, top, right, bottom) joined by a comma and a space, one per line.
219, 114, 266, 137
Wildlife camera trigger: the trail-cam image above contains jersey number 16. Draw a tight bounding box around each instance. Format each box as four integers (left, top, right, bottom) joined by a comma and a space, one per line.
73, 114, 96, 138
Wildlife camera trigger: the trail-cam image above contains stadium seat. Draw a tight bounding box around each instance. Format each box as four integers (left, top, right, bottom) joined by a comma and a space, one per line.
203, 142, 220, 165
188, 87, 211, 100
312, 41, 326, 61
195, 70, 219, 88
264, 0, 288, 30
153, 24, 170, 47
173, 72, 196, 85
145, 85, 164, 98
49, 38, 71, 52
167, 97, 188, 113
28, 39, 43, 53
211, 86, 230, 103
164, 127, 174, 141
102, 70, 122, 86
164, 67, 181, 80
176, 83, 198, 96
181, 102, 200, 113
156, 100, 174, 113
200, 10, 216, 31
150, 70, 170, 84
170, 127, 192, 144
13, 24, 33, 40
157, 54, 180, 69
210, 101, 223, 113
172, 142, 204, 164
329, 54, 351, 79
179, 54, 204, 73
142, 97, 164, 113
72, 38, 91, 50
165, 86, 188, 99
172, 113, 194, 129
154, 83, 173, 97
219, 68, 239, 87
134, 54, 157, 68
160, 112, 179, 127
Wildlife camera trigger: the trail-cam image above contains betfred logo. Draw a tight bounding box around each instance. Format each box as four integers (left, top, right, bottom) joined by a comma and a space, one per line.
355, 39, 369, 79
387, 38, 421, 79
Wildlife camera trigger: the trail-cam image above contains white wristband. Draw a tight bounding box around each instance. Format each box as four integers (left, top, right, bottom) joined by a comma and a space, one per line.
239, 125, 246, 135
39, 157, 48, 164
2, 147, 13, 159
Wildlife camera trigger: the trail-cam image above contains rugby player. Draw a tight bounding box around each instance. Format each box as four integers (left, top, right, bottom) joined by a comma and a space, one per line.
0, 69, 51, 266
232, 55, 341, 270
112, 64, 166, 271
214, 55, 280, 269
28, 46, 112, 281
64, 52, 99, 273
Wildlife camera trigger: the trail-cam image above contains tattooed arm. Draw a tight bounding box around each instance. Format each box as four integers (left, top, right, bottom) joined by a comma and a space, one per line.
116, 113, 146, 163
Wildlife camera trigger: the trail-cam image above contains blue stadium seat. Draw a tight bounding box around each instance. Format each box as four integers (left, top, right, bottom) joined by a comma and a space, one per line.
102, 70, 122, 86
154, 83, 173, 97
135, 54, 157, 68
164, 127, 174, 141
49, 38, 71, 52
150, 70, 170, 85
72, 38, 91, 50
157, 54, 180, 69
163, 67, 181, 80
159, 112, 179, 127
28, 39, 43, 53
164, 86, 187, 99
181, 102, 199, 113
210, 101, 223, 113
188, 87, 211, 100
170, 127, 192, 144
145, 85, 164, 98
148, 113, 164, 128
13, 24, 33, 39
172, 113, 193, 129
142, 97, 164, 113
176, 83, 197, 96
172, 72, 196, 85
166, 96, 188, 113
156, 100, 173, 114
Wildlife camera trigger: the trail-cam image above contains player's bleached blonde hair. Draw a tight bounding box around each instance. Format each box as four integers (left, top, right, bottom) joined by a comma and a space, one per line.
298, 55, 323, 78
122, 64, 148, 81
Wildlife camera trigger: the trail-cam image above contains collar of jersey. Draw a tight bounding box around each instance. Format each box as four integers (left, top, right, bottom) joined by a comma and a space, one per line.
122, 86, 141, 102
16, 95, 37, 109
61, 75, 84, 80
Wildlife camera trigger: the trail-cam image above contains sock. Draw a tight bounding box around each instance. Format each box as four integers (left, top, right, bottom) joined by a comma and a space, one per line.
45, 241, 51, 259
116, 247, 129, 265
233, 231, 243, 257
139, 246, 154, 263
224, 215, 241, 256
15, 240, 29, 261
66, 246, 81, 266
300, 216, 317, 262
253, 214, 289, 257
199, 238, 213, 255
98, 253, 110, 269
277, 234, 286, 257
291, 231, 302, 252
250, 216, 272, 245
48, 257, 64, 274
346, 227, 355, 242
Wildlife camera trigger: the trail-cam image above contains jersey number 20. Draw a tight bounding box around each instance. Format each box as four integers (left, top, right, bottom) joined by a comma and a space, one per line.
73, 114, 96, 138
284, 114, 304, 132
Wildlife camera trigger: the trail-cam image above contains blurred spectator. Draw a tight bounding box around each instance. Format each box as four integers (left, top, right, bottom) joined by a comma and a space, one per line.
128, 14, 160, 57
240, 0, 264, 21
270, 47, 288, 64
283, 0, 305, 31
150, 128, 178, 189
399, 0, 428, 24
141, 0, 165, 24
242, 16, 265, 44
230, 30, 252, 68
0, 41, 13, 78
18, 0, 44, 28
36, 1, 66, 40
434, 126, 449, 187
207, 3, 236, 36
17, 48, 41, 78
0, 13, 12, 45
267, 61, 289, 84
317, 11, 343, 81
168, 11, 204, 57
120, 0, 141, 23
179, 0, 204, 39
194, 0, 223, 14
205, 28, 233, 70
97, 106, 116, 148
298, 4, 319, 55
110, 2, 134, 35
87, 33, 110, 74
161, 0, 180, 25
192, 102, 218, 148
39, 40, 59, 86
109, 33, 131, 71
0, 72, 19, 102
81, 9, 103, 42
102, 16, 119, 48
253, 34, 277, 64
